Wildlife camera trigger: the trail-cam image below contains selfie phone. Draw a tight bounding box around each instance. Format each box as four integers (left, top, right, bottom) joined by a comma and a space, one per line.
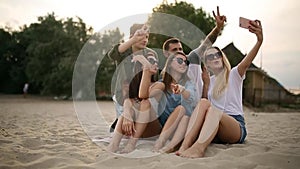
239, 17, 252, 29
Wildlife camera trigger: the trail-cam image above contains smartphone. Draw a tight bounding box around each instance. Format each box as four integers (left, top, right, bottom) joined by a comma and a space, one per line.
239, 17, 252, 29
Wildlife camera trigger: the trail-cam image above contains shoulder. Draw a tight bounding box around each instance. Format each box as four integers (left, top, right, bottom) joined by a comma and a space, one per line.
187, 50, 200, 65
230, 66, 245, 80
151, 81, 165, 90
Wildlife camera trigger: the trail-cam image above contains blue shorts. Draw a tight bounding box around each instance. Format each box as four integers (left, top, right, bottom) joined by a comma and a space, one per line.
213, 114, 247, 144
230, 114, 247, 143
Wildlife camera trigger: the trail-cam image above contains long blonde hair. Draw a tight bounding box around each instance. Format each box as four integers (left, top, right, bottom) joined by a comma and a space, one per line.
205, 47, 231, 99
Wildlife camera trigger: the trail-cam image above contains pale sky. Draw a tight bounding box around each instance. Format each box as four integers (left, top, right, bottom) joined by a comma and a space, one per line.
1, 0, 300, 90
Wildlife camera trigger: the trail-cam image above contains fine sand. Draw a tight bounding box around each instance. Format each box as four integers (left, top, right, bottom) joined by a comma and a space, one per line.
0, 95, 299, 169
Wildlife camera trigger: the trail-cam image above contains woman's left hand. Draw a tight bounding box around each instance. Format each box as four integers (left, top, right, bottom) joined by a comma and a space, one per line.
249, 20, 263, 43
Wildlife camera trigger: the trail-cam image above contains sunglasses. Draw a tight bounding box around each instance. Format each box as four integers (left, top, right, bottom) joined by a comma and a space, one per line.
206, 51, 222, 61
148, 58, 158, 65
173, 57, 190, 66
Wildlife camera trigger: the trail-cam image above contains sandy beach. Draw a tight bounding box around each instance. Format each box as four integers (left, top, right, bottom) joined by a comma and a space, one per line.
0, 94, 299, 169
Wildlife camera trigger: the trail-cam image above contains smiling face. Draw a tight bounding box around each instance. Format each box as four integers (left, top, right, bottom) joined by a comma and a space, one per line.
133, 33, 149, 50
170, 52, 189, 74
205, 48, 224, 73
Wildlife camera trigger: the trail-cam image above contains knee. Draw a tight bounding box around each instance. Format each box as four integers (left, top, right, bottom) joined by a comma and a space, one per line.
176, 105, 186, 116
140, 99, 150, 108
200, 98, 210, 104
197, 98, 211, 108
140, 99, 150, 105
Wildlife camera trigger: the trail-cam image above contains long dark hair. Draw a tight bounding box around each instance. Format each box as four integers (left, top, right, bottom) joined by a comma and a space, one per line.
161, 51, 189, 92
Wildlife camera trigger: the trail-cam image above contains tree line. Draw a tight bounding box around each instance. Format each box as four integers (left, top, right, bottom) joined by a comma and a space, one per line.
0, 1, 216, 98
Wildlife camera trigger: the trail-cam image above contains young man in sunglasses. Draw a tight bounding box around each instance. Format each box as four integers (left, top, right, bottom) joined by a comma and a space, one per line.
162, 6, 226, 101
105, 23, 158, 132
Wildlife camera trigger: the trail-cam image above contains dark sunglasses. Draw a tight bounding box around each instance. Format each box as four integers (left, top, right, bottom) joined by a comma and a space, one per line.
206, 51, 222, 61
174, 57, 190, 66
148, 58, 158, 65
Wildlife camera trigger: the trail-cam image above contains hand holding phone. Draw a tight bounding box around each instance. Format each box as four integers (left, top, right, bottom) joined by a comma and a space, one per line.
239, 17, 253, 29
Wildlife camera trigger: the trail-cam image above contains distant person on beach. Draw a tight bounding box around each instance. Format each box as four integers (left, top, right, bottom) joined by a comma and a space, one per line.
105, 23, 155, 132
176, 19, 263, 158
107, 50, 161, 153
23, 82, 29, 98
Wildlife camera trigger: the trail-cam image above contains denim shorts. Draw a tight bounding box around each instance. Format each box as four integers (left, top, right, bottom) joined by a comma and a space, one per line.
212, 114, 247, 144
230, 114, 247, 143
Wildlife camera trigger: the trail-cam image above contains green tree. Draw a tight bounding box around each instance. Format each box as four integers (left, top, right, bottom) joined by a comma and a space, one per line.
0, 28, 13, 93
72, 27, 123, 100
0, 28, 28, 94
24, 13, 92, 96
95, 28, 124, 97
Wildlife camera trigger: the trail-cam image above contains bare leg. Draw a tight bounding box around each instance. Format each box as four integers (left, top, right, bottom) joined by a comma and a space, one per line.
106, 116, 125, 153
180, 106, 223, 158
160, 115, 189, 153
177, 99, 210, 154
153, 105, 185, 152
107, 99, 136, 153
121, 100, 151, 153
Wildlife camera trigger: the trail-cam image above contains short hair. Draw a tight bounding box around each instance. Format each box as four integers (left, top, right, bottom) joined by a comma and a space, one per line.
162, 37, 181, 51
130, 24, 144, 36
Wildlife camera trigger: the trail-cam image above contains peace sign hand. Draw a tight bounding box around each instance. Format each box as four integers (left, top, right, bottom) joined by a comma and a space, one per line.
212, 6, 227, 30
132, 24, 149, 43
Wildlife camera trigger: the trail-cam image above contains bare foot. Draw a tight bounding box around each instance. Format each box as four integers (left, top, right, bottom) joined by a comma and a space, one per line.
179, 142, 205, 158
160, 141, 181, 153
152, 139, 165, 152
176, 144, 189, 156
106, 143, 119, 153
159, 146, 176, 154
121, 138, 137, 153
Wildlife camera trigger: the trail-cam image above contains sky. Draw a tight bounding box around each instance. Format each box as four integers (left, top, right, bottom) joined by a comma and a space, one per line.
1, 0, 300, 90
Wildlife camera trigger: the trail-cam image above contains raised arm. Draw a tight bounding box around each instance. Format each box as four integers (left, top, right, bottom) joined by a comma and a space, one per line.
237, 20, 263, 77
132, 54, 163, 99
118, 25, 149, 53
193, 6, 226, 60
139, 67, 164, 99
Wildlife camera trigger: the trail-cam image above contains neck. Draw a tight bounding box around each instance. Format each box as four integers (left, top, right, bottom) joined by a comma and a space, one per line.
170, 70, 182, 83
213, 68, 223, 76
132, 46, 142, 53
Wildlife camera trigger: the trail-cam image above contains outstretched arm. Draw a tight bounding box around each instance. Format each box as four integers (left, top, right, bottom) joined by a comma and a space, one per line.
237, 20, 263, 77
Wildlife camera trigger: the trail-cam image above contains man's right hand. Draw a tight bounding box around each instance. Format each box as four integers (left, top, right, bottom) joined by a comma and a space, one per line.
132, 25, 149, 43
212, 6, 226, 30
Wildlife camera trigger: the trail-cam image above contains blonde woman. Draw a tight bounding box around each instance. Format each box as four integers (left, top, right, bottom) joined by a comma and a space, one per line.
177, 19, 263, 158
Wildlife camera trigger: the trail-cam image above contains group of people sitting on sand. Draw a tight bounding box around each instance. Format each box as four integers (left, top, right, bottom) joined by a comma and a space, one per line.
104, 6, 263, 158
